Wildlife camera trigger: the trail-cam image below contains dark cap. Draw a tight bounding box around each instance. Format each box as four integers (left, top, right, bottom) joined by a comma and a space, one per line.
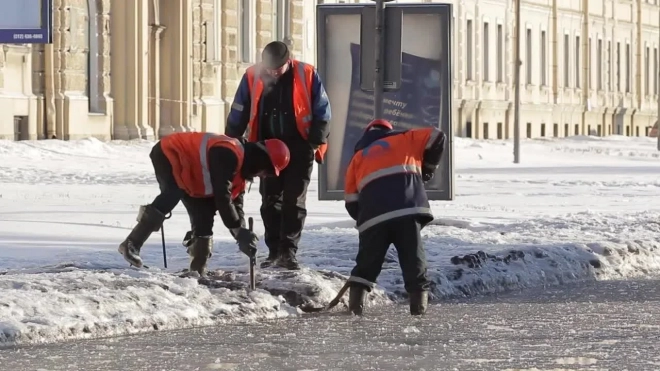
261, 41, 290, 69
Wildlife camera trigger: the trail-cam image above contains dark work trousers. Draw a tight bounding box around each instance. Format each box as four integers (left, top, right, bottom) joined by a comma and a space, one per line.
149, 142, 184, 215
181, 196, 216, 237
150, 142, 217, 237
259, 142, 314, 255
350, 217, 431, 293
182, 193, 245, 238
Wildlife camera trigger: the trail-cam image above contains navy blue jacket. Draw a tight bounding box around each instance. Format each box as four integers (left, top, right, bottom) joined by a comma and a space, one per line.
344, 126, 446, 233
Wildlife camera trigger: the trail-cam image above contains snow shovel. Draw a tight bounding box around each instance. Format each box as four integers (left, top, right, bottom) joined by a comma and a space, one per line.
298, 280, 351, 313
248, 217, 257, 291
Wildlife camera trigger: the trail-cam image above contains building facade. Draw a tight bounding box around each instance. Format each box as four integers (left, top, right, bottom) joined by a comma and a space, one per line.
452, 0, 660, 139
0, 0, 657, 140
319, 0, 660, 139
0, 0, 316, 140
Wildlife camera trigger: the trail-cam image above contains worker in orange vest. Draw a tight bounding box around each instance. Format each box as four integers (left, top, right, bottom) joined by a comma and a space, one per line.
118, 132, 291, 276
225, 41, 332, 270
343, 119, 446, 316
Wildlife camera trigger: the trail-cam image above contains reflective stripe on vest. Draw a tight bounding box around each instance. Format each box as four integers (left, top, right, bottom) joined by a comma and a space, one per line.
198, 133, 244, 196
357, 164, 422, 192
293, 62, 313, 127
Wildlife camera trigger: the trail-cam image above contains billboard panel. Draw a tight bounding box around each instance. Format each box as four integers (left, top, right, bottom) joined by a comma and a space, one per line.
316, 4, 454, 201
0, 0, 53, 43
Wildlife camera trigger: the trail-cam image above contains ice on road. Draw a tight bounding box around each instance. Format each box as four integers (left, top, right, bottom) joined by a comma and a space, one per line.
2, 278, 659, 371
1, 135, 659, 346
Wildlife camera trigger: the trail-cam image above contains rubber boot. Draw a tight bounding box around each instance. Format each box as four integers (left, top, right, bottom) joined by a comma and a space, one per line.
275, 248, 300, 270
118, 204, 166, 268
187, 236, 213, 276
348, 284, 368, 315
409, 291, 428, 316
260, 249, 279, 268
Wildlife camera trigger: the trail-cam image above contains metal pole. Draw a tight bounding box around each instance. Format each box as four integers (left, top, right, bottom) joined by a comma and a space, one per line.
161, 225, 168, 268
161, 212, 172, 268
248, 217, 256, 291
513, 0, 521, 163
373, 0, 386, 119
657, 7, 659, 150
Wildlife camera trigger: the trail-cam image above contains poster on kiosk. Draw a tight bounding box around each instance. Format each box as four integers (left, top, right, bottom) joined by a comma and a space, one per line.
315, 2, 454, 201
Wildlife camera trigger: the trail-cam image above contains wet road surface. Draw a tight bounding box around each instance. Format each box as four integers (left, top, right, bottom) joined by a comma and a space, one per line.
2, 278, 660, 371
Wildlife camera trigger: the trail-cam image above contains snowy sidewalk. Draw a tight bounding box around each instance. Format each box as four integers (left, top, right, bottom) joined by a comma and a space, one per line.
1, 135, 659, 346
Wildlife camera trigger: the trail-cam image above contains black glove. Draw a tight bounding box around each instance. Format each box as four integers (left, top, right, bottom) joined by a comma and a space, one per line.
232, 227, 259, 257
309, 142, 324, 165
182, 230, 194, 247
422, 164, 437, 183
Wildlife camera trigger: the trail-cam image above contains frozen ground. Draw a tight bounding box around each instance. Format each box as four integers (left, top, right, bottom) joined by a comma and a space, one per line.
1, 135, 659, 347
3, 278, 659, 371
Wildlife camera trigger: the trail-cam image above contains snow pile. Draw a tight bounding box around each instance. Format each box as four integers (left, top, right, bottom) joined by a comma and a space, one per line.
424, 211, 660, 298
2, 211, 658, 347
0, 135, 659, 347
0, 265, 390, 346
0, 267, 295, 345
303, 211, 660, 301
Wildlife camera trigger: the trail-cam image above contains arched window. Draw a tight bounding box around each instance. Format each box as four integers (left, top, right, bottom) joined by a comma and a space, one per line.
87, 0, 103, 113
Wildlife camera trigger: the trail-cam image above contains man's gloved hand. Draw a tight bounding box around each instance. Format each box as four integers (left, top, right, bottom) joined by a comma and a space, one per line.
422, 164, 437, 183
308, 142, 324, 165
182, 230, 194, 247
232, 227, 259, 257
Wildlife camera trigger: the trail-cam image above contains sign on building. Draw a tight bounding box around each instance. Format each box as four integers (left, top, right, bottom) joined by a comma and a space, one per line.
0, 0, 53, 43
315, 3, 454, 201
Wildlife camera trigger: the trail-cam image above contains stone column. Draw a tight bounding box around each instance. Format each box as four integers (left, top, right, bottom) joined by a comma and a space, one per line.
195, 0, 223, 133
289, 1, 303, 58
149, 22, 166, 138
181, 0, 194, 131
111, 0, 154, 139
44, 1, 65, 139
159, 0, 193, 136
219, 0, 242, 130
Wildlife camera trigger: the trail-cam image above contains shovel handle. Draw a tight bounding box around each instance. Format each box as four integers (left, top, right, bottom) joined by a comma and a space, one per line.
247, 217, 256, 290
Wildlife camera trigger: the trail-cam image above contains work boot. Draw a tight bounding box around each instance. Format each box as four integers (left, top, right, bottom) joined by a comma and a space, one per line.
275, 248, 300, 270
118, 204, 166, 268
187, 236, 213, 276
348, 284, 368, 315
260, 249, 279, 268
409, 291, 428, 316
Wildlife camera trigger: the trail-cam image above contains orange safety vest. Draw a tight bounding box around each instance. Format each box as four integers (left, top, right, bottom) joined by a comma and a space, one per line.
160, 132, 246, 200
343, 127, 440, 232
245, 60, 327, 163
345, 127, 440, 197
